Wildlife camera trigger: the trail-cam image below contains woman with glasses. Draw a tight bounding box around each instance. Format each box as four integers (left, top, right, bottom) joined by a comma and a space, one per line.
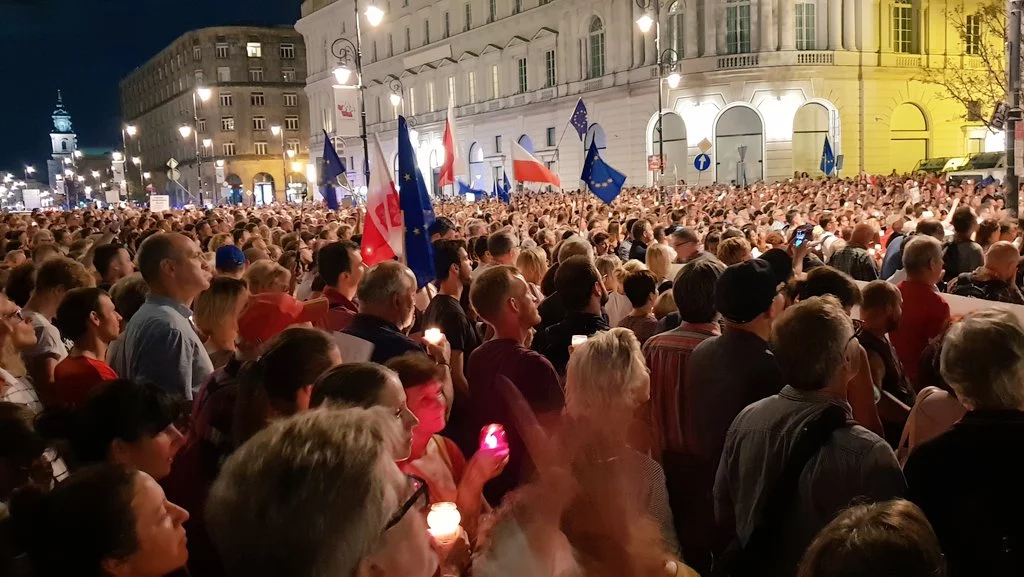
0, 294, 42, 413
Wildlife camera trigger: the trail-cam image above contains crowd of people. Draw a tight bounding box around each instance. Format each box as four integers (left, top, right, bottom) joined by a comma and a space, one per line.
0, 172, 1022, 577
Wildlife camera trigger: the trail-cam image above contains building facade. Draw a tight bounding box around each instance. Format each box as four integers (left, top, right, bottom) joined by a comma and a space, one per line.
120, 26, 311, 205
297, 0, 997, 194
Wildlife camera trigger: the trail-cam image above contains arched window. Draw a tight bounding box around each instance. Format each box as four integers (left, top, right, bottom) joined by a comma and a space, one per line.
668, 2, 684, 56
589, 17, 605, 78
61, 140, 68, 152
517, 135, 534, 154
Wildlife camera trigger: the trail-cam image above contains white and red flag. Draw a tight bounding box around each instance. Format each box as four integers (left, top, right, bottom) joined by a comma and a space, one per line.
512, 140, 561, 188
362, 133, 404, 265
437, 103, 468, 190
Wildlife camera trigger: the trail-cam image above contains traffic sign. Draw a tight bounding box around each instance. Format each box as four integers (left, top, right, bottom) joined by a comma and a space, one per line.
167, 168, 181, 181
647, 154, 664, 172
697, 138, 712, 153
694, 153, 711, 172
166, 158, 179, 169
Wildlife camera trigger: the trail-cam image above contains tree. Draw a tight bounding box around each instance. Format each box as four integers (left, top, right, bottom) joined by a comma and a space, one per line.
919, 0, 1010, 131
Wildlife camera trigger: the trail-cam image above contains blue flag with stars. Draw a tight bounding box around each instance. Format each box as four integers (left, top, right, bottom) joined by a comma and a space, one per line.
458, 179, 487, 197
321, 130, 345, 210
581, 139, 626, 205
499, 172, 512, 204
570, 98, 588, 141
820, 136, 836, 176
397, 116, 436, 288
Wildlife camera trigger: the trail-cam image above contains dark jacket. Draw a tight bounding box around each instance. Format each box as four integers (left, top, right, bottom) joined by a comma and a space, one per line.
948, 267, 1024, 305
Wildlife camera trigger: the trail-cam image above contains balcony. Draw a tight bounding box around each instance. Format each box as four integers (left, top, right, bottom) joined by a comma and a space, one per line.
717, 54, 759, 70
796, 51, 834, 65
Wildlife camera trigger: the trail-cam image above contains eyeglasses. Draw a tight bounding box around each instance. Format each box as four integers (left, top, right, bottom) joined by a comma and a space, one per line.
383, 475, 429, 533
1, 309, 25, 321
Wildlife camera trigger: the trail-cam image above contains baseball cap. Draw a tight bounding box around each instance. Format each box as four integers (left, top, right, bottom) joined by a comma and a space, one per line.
237, 293, 330, 350
715, 259, 780, 324
216, 245, 246, 271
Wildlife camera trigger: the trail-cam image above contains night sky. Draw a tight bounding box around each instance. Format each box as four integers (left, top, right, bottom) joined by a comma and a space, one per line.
0, 0, 300, 174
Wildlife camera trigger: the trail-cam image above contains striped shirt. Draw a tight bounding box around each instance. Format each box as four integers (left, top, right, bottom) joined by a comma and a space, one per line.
642, 322, 721, 457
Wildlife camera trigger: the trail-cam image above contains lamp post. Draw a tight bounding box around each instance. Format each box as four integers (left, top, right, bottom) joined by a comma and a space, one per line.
271, 125, 287, 201
24, 165, 34, 183
387, 77, 405, 117
636, 0, 681, 183
184, 87, 212, 205
132, 156, 143, 198
122, 124, 138, 197
331, 2, 385, 191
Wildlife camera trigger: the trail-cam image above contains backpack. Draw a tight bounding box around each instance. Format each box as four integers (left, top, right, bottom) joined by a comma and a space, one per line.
949, 272, 994, 301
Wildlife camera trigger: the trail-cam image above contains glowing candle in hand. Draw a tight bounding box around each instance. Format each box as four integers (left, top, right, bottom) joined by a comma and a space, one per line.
571, 334, 588, 348
479, 424, 509, 454
424, 328, 443, 345
427, 502, 462, 542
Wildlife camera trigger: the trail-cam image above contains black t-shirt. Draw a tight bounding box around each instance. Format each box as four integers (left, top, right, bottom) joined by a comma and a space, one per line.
423, 293, 480, 454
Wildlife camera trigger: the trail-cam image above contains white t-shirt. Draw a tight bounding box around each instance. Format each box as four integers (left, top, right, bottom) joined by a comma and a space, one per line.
22, 309, 69, 362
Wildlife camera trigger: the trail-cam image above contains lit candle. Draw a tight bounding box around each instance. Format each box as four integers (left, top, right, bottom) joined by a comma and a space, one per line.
424, 328, 443, 345
426, 502, 462, 543
571, 335, 588, 348
479, 424, 509, 454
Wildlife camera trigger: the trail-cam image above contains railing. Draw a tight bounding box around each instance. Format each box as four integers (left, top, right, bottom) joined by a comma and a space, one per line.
584, 78, 604, 91
894, 54, 923, 67
796, 51, 834, 65
717, 54, 759, 69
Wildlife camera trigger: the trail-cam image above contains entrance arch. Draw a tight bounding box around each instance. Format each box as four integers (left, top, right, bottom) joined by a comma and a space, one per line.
253, 172, 275, 205
793, 102, 832, 175
518, 135, 535, 154
715, 104, 764, 185
647, 111, 688, 182
890, 103, 929, 174
584, 123, 607, 151
468, 142, 488, 190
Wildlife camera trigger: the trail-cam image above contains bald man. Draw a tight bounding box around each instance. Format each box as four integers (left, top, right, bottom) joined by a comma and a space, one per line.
948, 241, 1024, 304
827, 223, 880, 281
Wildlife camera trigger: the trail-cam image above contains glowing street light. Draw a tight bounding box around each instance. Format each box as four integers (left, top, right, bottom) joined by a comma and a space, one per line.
389, 92, 402, 107
63, 169, 74, 177
179, 125, 193, 138
270, 125, 282, 136
286, 149, 297, 158
202, 138, 213, 148
112, 151, 124, 162
196, 87, 212, 102
332, 65, 353, 85
91, 170, 100, 179
365, 4, 385, 26
132, 156, 141, 166
125, 124, 138, 137
25, 166, 35, 175
666, 72, 681, 89
73, 150, 83, 158
636, 13, 654, 33
143, 172, 151, 180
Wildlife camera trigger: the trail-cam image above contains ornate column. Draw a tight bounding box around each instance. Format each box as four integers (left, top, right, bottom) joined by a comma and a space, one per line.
843, 0, 857, 50
685, 2, 699, 58
828, 0, 843, 50
704, 0, 719, 56
759, 0, 776, 51
780, 0, 796, 50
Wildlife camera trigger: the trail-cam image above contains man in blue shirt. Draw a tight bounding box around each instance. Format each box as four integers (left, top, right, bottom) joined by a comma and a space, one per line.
111, 233, 213, 400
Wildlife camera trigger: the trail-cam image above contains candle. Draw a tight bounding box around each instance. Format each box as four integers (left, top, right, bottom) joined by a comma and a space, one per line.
424, 328, 443, 345
479, 424, 509, 454
426, 502, 462, 543
571, 334, 588, 348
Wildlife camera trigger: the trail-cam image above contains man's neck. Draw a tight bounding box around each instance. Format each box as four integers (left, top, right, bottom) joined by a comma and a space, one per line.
629, 304, 654, 317
580, 300, 603, 317
330, 283, 356, 301
438, 277, 463, 300
727, 319, 771, 342
861, 322, 887, 339
493, 319, 531, 344
72, 333, 108, 362
955, 233, 972, 243
150, 283, 192, 307
359, 307, 402, 327
24, 293, 59, 319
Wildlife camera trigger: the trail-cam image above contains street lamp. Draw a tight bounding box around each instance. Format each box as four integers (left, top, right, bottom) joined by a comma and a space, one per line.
270, 125, 288, 201
387, 77, 404, 116
187, 87, 213, 205
143, 172, 151, 180
331, 2, 386, 191
178, 125, 193, 138
24, 165, 34, 181
122, 124, 139, 197
636, 0, 681, 181
125, 124, 137, 137
91, 170, 100, 179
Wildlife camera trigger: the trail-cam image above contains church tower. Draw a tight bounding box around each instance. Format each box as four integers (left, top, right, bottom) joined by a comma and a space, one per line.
47, 90, 78, 192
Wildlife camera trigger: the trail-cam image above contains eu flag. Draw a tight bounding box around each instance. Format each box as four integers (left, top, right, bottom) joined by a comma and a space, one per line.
458, 179, 487, 197
321, 130, 345, 210
580, 140, 626, 205
499, 172, 512, 204
570, 98, 588, 141
397, 116, 436, 288
820, 136, 836, 176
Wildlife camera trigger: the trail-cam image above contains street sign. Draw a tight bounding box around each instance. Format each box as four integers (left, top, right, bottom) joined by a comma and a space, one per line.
647, 155, 664, 172
167, 168, 181, 181
166, 158, 179, 169
697, 138, 712, 153
694, 153, 711, 172
150, 194, 170, 212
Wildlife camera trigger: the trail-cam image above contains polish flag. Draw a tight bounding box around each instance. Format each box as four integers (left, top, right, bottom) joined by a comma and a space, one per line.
437, 103, 467, 189
362, 133, 403, 265
512, 141, 561, 188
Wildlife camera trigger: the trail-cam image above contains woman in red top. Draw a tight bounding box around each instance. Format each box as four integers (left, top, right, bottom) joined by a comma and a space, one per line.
52, 287, 120, 407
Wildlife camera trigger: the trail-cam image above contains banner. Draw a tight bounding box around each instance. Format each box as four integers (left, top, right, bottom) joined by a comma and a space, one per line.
333, 86, 361, 137
105, 188, 120, 204
150, 194, 170, 212
112, 160, 126, 184
22, 189, 41, 210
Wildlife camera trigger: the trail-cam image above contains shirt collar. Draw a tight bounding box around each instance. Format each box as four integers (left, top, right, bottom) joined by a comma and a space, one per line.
146, 294, 193, 320
778, 385, 852, 414
353, 313, 402, 333
323, 287, 358, 311
679, 321, 722, 335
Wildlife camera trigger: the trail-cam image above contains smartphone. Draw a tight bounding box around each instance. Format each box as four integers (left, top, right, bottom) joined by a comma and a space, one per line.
795, 228, 807, 247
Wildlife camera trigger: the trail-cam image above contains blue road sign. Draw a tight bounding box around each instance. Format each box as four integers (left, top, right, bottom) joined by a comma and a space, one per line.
694, 153, 711, 172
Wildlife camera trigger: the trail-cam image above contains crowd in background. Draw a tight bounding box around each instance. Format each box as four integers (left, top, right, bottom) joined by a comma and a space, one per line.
0, 171, 1021, 577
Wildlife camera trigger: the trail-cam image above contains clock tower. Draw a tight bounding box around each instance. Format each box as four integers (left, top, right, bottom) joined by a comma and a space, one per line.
47, 90, 78, 192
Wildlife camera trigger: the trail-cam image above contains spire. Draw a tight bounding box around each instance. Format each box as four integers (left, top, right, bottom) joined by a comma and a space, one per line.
52, 89, 73, 134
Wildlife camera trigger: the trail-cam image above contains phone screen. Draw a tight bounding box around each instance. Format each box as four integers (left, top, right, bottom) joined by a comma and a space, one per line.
795, 229, 807, 247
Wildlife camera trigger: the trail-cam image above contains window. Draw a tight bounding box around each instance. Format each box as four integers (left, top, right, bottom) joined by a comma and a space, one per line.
517, 58, 528, 93
588, 18, 606, 78
668, 1, 684, 56
194, 69, 204, 85
447, 76, 456, 106
284, 92, 298, 107
495, 135, 502, 153
513, 0, 521, 14
427, 81, 435, 111
255, 141, 269, 155
424, 19, 430, 45
219, 92, 233, 106
251, 92, 265, 106
222, 142, 236, 156
280, 43, 296, 59
965, 14, 982, 55
388, 34, 394, 56
488, 0, 497, 22
540, 0, 550, 4
409, 87, 417, 115
491, 65, 500, 98
725, 0, 752, 54
546, 127, 556, 147
287, 139, 300, 152
192, 46, 202, 61
221, 117, 235, 131
468, 71, 477, 103
285, 115, 300, 130
217, 67, 231, 82
795, 3, 816, 50
405, 27, 411, 51
282, 68, 296, 82
892, 1, 913, 54
216, 43, 229, 58
198, 118, 207, 132
967, 100, 983, 121
249, 68, 264, 82
465, 3, 472, 30
253, 116, 266, 130
444, 12, 450, 38
247, 42, 262, 58
545, 50, 556, 86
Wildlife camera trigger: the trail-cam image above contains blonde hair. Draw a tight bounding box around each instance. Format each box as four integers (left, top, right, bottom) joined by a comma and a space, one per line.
566, 328, 649, 417
646, 243, 674, 281
613, 259, 648, 285
194, 277, 249, 337
717, 237, 752, 266
209, 233, 233, 253
653, 290, 678, 320
515, 247, 548, 285
244, 260, 291, 295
